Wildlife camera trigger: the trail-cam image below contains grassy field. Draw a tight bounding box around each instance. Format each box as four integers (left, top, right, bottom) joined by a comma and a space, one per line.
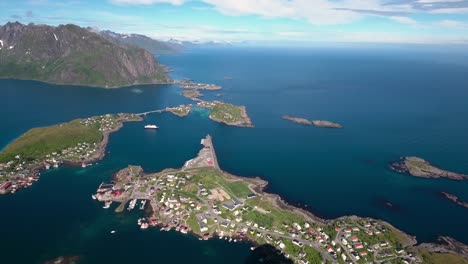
224, 181, 254, 198
0, 119, 102, 162
210, 103, 245, 124
418, 248, 468, 264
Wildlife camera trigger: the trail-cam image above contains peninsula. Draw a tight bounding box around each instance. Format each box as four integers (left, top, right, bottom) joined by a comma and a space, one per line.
389, 157, 468, 180
0, 22, 171, 88
93, 135, 467, 264
0, 113, 141, 194
282, 115, 343, 128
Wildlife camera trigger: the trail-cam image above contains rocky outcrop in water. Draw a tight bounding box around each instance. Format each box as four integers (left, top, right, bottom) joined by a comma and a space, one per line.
441, 192, 468, 208
389, 157, 468, 180
282, 115, 343, 128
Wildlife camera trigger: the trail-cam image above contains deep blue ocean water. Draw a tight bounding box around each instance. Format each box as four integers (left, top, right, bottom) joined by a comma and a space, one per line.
0, 46, 467, 263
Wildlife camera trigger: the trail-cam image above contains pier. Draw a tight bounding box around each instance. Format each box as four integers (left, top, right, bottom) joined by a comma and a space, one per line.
203, 135, 220, 170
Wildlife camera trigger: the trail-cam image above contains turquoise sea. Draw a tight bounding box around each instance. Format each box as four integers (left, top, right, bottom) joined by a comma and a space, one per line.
1, 46, 467, 263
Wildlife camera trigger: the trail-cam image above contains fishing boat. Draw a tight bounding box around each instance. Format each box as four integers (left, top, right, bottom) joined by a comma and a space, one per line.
103, 201, 112, 209
139, 200, 146, 210
127, 199, 137, 210
144, 124, 158, 129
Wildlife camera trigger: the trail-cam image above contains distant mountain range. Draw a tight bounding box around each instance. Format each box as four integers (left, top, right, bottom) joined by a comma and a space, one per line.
0, 22, 171, 88
98, 30, 233, 56
98, 30, 185, 55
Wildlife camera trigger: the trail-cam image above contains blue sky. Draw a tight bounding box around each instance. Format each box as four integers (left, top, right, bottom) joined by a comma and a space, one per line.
1, 0, 468, 44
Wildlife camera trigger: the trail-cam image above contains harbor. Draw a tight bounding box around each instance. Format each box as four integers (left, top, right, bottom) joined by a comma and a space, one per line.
91, 135, 420, 264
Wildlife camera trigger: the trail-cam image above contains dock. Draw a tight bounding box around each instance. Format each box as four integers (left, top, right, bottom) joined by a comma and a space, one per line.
115, 199, 128, 213
203, 135, 220, 170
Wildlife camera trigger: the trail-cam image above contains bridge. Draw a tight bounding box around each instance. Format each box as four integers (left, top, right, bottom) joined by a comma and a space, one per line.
135, 109, 165, 116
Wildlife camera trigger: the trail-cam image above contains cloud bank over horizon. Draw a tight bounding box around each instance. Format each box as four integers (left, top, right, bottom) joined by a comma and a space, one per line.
1, 0, 468, 44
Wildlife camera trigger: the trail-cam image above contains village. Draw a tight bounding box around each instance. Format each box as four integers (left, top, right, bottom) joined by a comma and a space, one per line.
93, 135, 419, 264
177, 79, 222, 90
0, 113, 141, 194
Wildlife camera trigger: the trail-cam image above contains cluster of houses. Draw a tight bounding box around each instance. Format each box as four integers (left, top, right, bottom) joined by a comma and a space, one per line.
92, 161, 417, 264
196, 101, 218, 109
0, 155, 39, 194
80, 114, 119, 132
0, 115, 130, 195
179, 80, 221, 90
165, 105, 192, 117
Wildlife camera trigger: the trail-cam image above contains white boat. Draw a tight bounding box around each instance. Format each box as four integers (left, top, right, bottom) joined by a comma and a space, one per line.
127, 199, 137, 210
141, 223, 149, 229
103, 201, 112, 209
144, 124, 158, 129
110, 230, 116, 234
91, 194, 96, 200
140, 200, 147, 210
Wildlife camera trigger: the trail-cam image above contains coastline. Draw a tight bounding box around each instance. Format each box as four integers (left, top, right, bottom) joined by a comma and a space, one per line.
94, 135, 442, 264
0, 76, 175, 89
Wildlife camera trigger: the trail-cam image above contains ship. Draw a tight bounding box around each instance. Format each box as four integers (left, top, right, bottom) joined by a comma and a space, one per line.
144, 124, 158, 129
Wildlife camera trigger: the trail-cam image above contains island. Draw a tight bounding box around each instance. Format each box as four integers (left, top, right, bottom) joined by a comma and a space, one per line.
178, 79, 222, 90
282, 115, 343, 129
282, 115, 313, 125
389, 157, 468, 181
182, 89, 203, 100
165, 105, 192, 117
176, 80, 222, 101
196, 101, 253, 127
0, 113, 141, 194
440, 192, 468, 208
92, 135, 467, 264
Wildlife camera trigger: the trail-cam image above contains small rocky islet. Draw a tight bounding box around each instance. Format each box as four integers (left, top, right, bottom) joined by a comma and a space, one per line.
282, 115, 343, 128
440, 192, 468, 208
389, 157, 468, 181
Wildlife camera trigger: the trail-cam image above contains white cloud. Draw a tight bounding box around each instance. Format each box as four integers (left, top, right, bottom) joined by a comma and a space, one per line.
389, 16, 417, 24
336, 31, 468, 44
437, 19, 467, 28
417, 0, 464, 3
430, 7, 468, 13
200, 0, 370, 25
110, 0, 186, 5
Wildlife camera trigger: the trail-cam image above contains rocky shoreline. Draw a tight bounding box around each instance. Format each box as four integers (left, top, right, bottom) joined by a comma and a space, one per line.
416, 236, 468, 259
282, 115, 343, 128
441, 191, 468, 208
389, 157, 468, 180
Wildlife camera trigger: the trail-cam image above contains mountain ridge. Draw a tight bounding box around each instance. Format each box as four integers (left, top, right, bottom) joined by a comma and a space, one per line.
0, 22, 171, 88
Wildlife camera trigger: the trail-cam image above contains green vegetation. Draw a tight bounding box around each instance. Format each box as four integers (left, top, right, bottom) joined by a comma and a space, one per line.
182, 89, 202, 99
0, 120, 102, 162
244, 210, 274, 228
0, 23, 170, 87
407, 160, 432, 171
418, 248, 468, 264
224, 181, 253, 198
210, 103, 245, 124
